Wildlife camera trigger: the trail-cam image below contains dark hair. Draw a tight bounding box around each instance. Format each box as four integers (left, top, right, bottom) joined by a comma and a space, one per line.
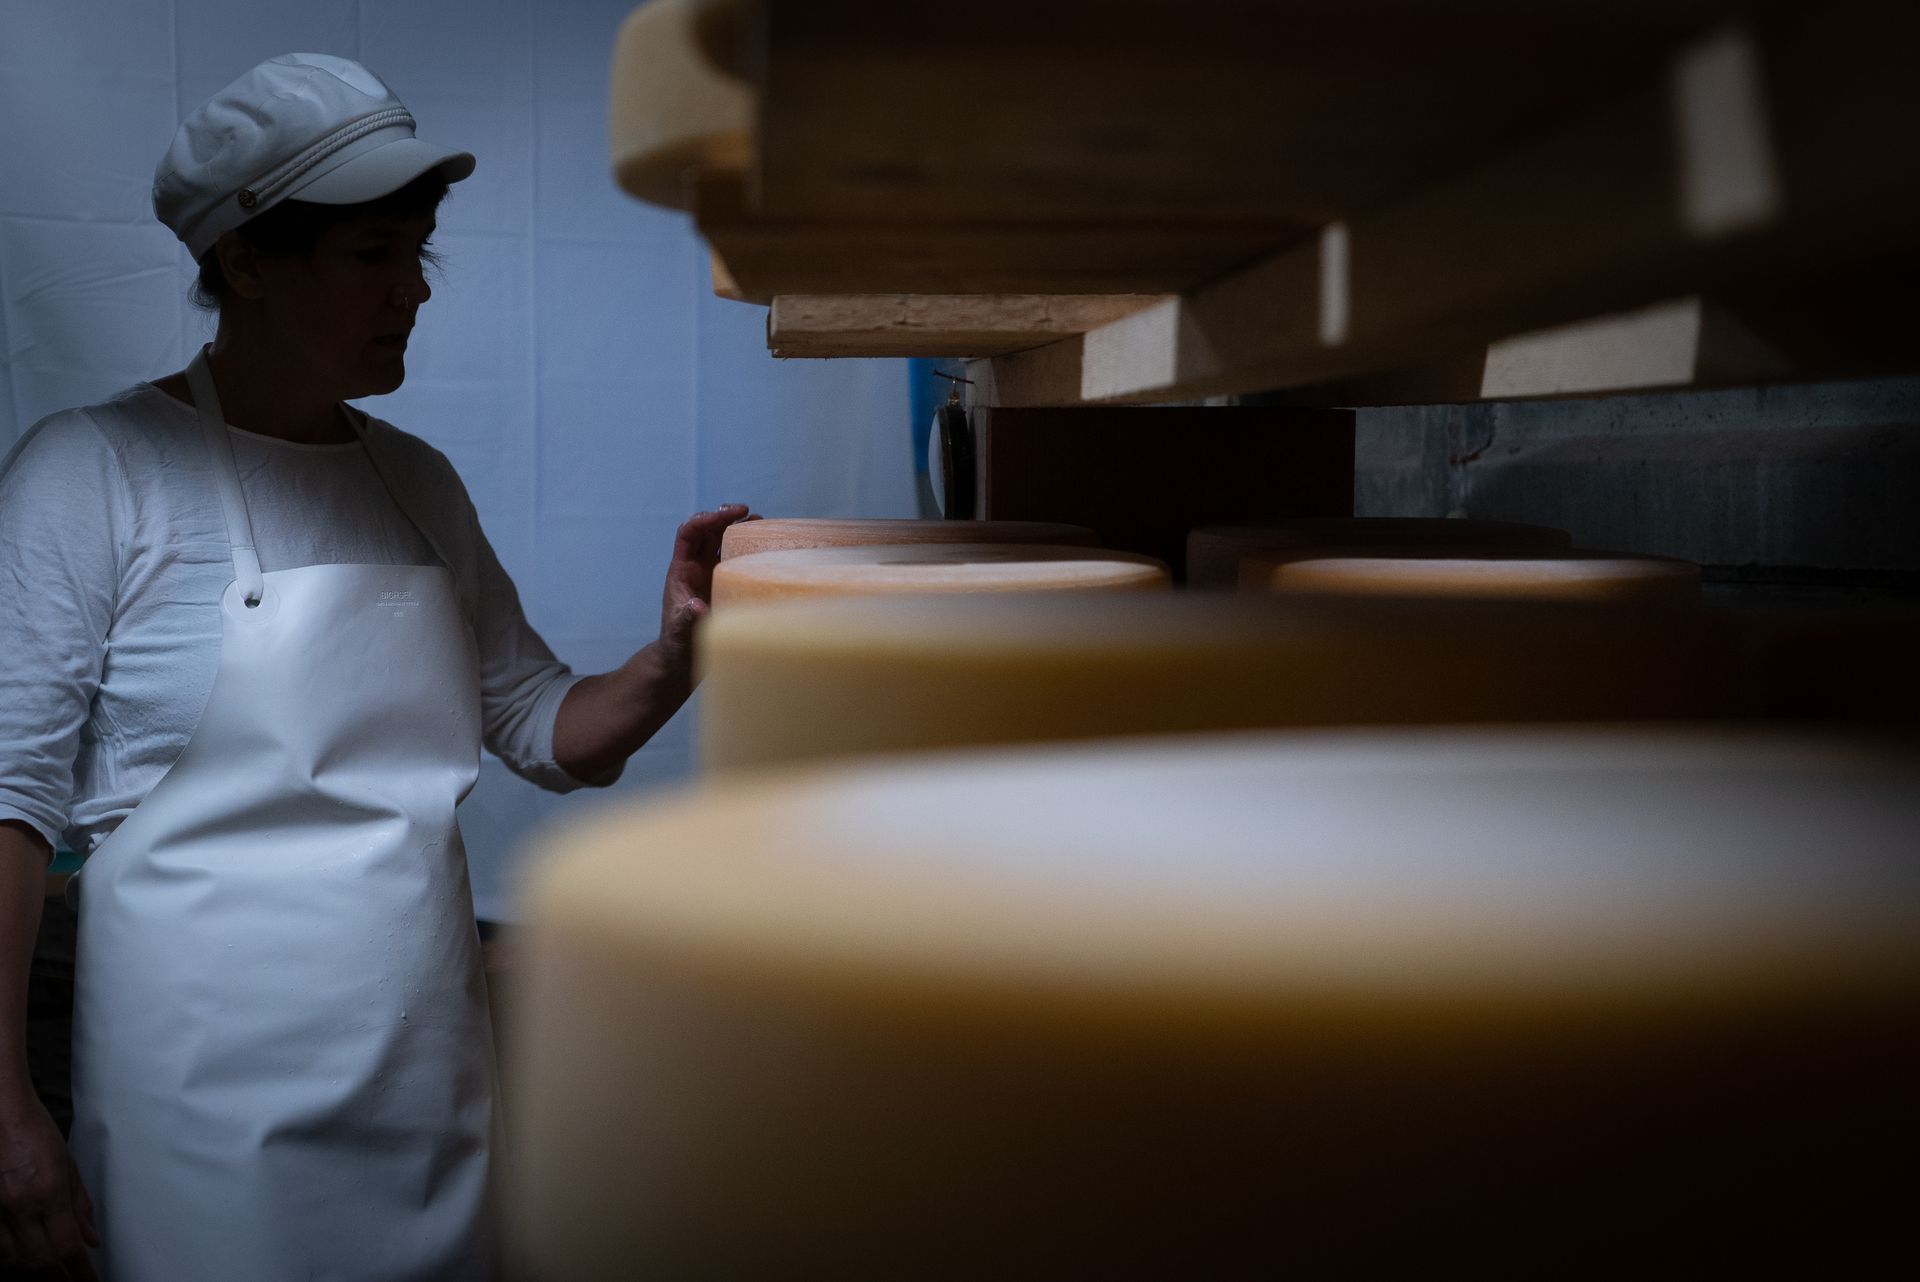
191, 169, 451, 310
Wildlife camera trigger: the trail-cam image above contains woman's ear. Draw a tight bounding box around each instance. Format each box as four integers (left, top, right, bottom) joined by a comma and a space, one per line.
214, 231, 267, 302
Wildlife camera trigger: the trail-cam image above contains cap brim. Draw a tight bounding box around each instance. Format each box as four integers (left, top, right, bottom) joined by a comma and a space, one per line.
290, 136, 476, 206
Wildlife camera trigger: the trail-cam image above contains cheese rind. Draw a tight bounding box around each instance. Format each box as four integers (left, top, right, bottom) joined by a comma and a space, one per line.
720, 517, 1100, 561
609, 0, 753, 210
1187, 517, 1570, 588
509, 728, 1920, 1277
698, 590, 1708, 772
1251, 551, 1701, 616
710, 544, 1169, 605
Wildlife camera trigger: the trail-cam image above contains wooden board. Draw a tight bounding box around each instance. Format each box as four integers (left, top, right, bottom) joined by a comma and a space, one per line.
769, 294, 1170, 358
977, 4, 1920, 406
710, 0, 1742, 224
1239, 276, 1920, 406
695, 173, 1305, 299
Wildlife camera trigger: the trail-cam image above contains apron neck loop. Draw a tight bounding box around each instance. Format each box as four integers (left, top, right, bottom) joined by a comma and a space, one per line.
185, 347, 266, 607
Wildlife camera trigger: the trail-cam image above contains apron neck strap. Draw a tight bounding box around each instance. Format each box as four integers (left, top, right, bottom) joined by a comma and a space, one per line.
185, 347, 265, 607
336, 404, 458, 577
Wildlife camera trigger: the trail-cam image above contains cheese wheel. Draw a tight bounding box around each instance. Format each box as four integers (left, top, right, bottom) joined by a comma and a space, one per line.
1187, 517, 1570, 588
697, 590, 1709, 772
1249, 550, 1701, 616
720, 517, 1100, 561
508, 728, 1920, 1277
609, 0, 753, 210
710, 544, 1168, 606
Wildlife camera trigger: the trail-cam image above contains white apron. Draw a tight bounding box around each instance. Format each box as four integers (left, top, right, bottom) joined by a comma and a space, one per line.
69, 351, 497, 1280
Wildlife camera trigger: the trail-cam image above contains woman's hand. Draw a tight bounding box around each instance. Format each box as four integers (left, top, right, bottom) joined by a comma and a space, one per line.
0, 1087, 98, 1278
656, 505, 753, 679
552, 505, 753, 784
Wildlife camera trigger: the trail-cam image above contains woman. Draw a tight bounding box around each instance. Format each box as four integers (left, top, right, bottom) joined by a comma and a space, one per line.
0, 53, 746, 1279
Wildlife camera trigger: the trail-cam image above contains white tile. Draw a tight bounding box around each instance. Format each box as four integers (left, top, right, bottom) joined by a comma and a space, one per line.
539, 633, 652, 679
402, 231, 532, 386
535, 93, 685, 243
1, 216, 185, 424
535, 375, 692, 521
0, 58, 175, 223
409, 94, 534, 239
533, 0, 643, 98
174, 1, 362, 85
533, 235, 695, 383
361, 0, 531, 102
0, 2, 172, 76
693, 290, 918, 516
522, 510, 683, 645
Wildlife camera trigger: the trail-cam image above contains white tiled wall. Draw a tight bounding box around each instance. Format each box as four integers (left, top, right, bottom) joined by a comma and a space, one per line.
0, 0, 918, 918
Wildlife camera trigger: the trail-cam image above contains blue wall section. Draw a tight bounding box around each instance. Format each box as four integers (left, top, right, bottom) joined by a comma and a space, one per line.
0, 0, 916, 918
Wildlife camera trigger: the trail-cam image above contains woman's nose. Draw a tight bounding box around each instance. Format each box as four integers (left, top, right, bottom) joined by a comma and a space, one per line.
391, 275, 431, 308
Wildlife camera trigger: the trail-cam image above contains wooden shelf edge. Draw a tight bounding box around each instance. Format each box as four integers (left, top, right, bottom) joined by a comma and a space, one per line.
768, 294, 1171, 358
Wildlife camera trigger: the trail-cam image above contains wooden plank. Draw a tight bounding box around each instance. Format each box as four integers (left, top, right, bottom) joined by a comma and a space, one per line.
730, 0, 1742, 224
694, 172, 1306, 298
982, 4, 1920, 406
768, 295, 1169, 358
1233, 278, 1920, 406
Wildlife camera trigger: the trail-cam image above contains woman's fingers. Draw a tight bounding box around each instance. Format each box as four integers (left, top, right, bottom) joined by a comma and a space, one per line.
67, 1161, 97, 1249
31, 1208, 96, 1279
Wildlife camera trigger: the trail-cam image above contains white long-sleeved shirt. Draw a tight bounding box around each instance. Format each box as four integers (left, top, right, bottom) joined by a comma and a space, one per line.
0, 382, 595, 857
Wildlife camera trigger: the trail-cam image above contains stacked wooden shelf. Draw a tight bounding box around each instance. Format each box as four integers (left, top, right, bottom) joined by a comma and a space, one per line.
612, 0, 1920, 406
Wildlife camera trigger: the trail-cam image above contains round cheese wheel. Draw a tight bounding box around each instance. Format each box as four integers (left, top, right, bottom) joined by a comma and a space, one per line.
1250, 550, 1701, 617
697, 590, 1710, 772
1187, 517, 1570, 588
609, 0, 753, 209
710, 544, 1168, 606
720, 517, 1100, 561
508, 727, 1920, 1277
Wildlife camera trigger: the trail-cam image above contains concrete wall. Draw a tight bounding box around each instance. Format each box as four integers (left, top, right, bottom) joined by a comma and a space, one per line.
1354, 377, 1920, 577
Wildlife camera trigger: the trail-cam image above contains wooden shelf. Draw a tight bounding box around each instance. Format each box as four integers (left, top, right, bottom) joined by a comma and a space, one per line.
769, 294, 1168, 358
615, 0, 1920, 401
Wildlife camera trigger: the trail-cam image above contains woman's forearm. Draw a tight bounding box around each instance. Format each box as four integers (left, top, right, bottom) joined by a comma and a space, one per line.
0, 822, 49, 1102
551, 642, 694, 784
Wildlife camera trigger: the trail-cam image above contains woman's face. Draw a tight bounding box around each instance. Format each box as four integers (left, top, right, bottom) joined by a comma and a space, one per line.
254, 213, 436, 400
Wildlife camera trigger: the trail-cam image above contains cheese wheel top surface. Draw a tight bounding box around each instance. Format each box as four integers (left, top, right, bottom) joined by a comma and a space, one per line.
1187, 518, 1570, 587
1253, 551, 1700, 607
713, 543, 1168, 603
721, 518, 1100, 560
533, 728, 1920, 1008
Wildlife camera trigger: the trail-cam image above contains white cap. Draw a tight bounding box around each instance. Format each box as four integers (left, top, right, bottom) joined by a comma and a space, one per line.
154, 53, 475, 260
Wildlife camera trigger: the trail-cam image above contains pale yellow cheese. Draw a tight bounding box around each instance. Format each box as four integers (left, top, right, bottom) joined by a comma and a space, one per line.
609, 0, 753, 210
710, 544, 1168, 606
1186, 517, 1570, 588
697, 590, 1709, 772
1250, 550, 1702, 618
719, 517, 1100, 561
507, 727, 1920, 1277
